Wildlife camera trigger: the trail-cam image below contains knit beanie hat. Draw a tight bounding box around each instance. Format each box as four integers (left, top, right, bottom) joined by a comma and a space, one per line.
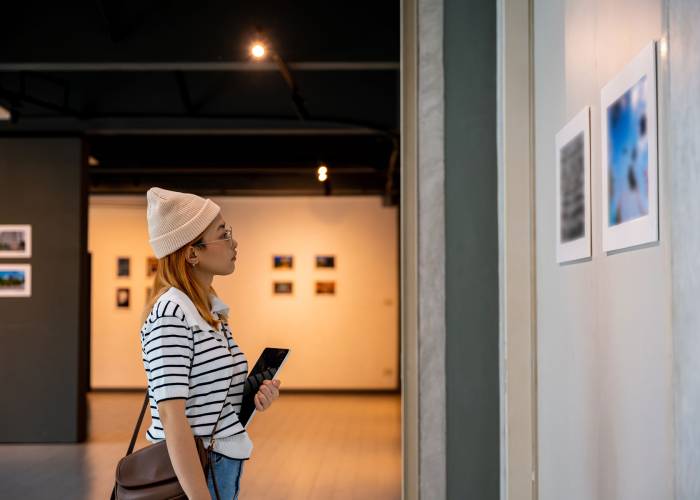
146, 187, 221, 258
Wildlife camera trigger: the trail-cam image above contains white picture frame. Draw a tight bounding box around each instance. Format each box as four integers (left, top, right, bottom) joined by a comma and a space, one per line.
0, 264, 32, 297
556, 106, 592, 263
601, 41, 659, 252
0, 225, 32, 258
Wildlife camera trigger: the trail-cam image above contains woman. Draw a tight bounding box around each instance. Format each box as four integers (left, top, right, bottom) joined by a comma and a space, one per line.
139, 186, 281, 499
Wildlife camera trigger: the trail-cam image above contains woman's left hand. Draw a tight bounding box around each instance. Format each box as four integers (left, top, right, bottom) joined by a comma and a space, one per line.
254, 379, 281, 411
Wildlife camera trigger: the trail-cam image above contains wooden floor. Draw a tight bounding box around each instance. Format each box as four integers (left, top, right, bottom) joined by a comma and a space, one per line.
0, 391, 402, 499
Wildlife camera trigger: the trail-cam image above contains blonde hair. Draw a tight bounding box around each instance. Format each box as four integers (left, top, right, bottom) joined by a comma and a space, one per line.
140, 232, 227, 330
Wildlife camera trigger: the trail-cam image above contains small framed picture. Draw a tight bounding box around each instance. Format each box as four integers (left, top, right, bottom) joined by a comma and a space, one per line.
601, 41, 659, 252
0, 264, 31, 297
0, 225, 32, 259
146, 257, 158, 277
273, 255, 293, 269
273, 281, 293, 294
315, 281, 336, 295
117, 257, 130, 277
117, 288, 130, 308
316, 255, 336, 269
555, 106, 592, 263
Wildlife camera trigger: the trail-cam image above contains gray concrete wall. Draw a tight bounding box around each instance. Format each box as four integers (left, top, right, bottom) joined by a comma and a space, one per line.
669, 0, 700, 498
417, 0, 447, 496
534, 1, 673, 499
0, 138, 88, 442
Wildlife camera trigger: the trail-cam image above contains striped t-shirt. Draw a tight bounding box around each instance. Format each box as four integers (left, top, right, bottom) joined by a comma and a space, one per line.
140, 286, 253, 459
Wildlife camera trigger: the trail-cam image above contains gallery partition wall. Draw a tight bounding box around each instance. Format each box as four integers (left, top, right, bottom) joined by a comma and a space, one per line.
0, 137, 90, 443
402, 0, 501, 498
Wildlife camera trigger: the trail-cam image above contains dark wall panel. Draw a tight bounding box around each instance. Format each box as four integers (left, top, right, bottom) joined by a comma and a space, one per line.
444, 0, 499, 497
0, 138, 87, 442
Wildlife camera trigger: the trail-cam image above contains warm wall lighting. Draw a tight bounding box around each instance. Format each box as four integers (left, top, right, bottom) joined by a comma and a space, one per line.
659, 37, 668, 59
88, 155, 99, 167
250, 42, 267, 60
0, 105, 10, 121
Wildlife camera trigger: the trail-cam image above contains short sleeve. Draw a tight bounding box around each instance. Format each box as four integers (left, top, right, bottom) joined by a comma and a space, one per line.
141, 310, 194, 404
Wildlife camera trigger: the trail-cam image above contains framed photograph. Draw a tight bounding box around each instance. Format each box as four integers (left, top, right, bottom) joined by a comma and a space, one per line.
0, 225, 31, 258
555, 107, 592, 263
117, 257, 130, 277
273, 281, 293, 294
316, 255, 336, 269
116, 288, 130, 308
601, 41, 659, 252
315, 281, 336, 295
273, 255, 293, 269
146, 257, 158, 277
0, 264, 31, 297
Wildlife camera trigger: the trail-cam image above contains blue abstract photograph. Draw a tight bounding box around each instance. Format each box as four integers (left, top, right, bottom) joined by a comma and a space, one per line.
606, 75, 649, 227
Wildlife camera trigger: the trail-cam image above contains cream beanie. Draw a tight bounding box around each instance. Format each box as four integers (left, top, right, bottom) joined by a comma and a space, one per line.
146, 187, 221, 258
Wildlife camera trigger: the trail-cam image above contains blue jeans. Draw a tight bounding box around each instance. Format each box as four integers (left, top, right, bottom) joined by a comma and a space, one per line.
206, 451, 245, 499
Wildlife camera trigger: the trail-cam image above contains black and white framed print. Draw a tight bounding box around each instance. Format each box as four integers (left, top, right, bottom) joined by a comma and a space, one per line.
555, 107, 592, 263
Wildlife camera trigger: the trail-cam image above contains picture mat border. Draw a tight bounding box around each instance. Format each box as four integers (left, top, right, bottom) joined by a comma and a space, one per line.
0, 224, 32, 259
0, 263, 32, 297
600, 40, 659, 252
555, 106, 592, 263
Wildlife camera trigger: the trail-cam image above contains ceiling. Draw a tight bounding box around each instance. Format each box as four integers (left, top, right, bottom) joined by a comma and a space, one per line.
0, 1, 400, 203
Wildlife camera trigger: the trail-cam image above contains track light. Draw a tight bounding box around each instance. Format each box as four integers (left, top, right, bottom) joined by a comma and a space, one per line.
317, 164, 329, 182
250, 42, 267, 60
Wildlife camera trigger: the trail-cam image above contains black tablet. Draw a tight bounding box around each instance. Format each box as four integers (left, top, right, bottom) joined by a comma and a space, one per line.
238, 347, 291, 428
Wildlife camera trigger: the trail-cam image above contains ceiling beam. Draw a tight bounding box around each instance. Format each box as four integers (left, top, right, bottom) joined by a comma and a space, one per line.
0, 62, 399, 72
90, 166, 382, 175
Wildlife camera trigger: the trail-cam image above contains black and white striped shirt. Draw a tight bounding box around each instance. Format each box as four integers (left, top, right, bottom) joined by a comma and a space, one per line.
140, 286, 253, 459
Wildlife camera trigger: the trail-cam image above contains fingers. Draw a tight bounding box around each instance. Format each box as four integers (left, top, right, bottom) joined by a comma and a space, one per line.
254, 392, 266, 411
261, 380, 280, 400
255, 379, 282, 411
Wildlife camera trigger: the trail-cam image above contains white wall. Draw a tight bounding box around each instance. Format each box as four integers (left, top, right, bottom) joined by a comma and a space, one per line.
88, 195, 398, 390
534, 1, 673, 499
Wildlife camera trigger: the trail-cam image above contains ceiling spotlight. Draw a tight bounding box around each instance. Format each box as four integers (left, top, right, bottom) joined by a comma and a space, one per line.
250, 42, 267, 60
317, 164, 329, 182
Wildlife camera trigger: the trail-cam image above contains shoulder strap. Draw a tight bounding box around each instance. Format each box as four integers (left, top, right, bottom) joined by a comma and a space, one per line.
125, 390, 150, 456
207, 321, 236, 442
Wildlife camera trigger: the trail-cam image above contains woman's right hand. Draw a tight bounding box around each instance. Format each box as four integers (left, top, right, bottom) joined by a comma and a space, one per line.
158, 399, 212, 500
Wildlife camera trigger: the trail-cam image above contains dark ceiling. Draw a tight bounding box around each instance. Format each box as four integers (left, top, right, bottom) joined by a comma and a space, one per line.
0, 1, 400, 203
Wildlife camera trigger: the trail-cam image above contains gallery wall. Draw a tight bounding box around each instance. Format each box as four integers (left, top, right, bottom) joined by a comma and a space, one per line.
0, 138, 88, 442
88, 195, 399, 390
534, 0, 673, 499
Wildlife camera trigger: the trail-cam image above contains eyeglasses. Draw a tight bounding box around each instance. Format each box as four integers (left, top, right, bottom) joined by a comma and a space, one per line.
194, 226, 234, 248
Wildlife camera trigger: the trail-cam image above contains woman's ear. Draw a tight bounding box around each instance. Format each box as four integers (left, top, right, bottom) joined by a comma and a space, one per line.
186, 246, 199, 266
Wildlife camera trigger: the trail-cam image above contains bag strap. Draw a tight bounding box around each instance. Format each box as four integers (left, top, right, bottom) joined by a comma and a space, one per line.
126, 390, 150, 456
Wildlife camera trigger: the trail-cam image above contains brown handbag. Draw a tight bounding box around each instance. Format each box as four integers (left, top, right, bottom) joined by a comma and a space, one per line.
109, 389, 229, 500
